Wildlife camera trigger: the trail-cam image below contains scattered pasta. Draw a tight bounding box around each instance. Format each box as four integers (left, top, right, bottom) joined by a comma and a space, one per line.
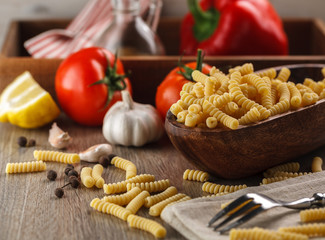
311, 157, 323, 172
261, 176, 289, 185
33, 150, 80, 164
80, 167, 95, 188
126, 179, 170, 193
276, 231, 308, 240
229, 227, 279, 240
278, 223, 325, 237
6, 161, 46, 174
300, 208, 325, 223
183, 169, 209, 182
92, 164, 105, 188
102, 187, 142, 206
127, 214, 166, 238
263, 162, 300, 178
202, 182, 247, 194
110, 155, 137, 180
149, 193, 188, 217
144, 186, 178, 208
90, 198, 131, 221
125, 190, 150, 214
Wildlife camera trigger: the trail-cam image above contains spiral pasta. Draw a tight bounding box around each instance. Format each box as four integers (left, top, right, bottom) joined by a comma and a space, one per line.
311, 156, 323, 172
183, 169, 209, 182
304, 78, 323, 95
111, 155, 137, 180
102, 187, 142, 206
300, 208, 325, 223
287, 82, 302, 108
192, 82, 205, 98
90, 198, 131, 221
263, 162, 300, 178
261, 176, 289, 185
144, 186, 178, 208
80, 167, 95, 188
273, 171, 310, 178
92, 164, 105, 188
6, 161, 46, 174
33, 150, 80, 164
278, 223, 325, 237
238, 107, 260, 125
126, 179, 170, 193
125, 190, 150, 214
202, 182, 247, 194
176, 110, 189, 123
242, 74, 269, 95
256, 68, 277, 79
276, 231, 308, 240
103, 174, 155, 194
127, 214, 166, 238
149, 193, 188, 216
192, 70, 208, 84
276, 67, 291, 82
229, 227, 279, 240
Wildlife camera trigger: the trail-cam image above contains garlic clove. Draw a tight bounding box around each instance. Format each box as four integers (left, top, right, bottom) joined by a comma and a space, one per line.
48, 122, 72, 149
79, 144, 112, 163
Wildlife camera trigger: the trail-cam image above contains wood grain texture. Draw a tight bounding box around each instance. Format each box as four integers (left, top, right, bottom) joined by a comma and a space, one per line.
165, 64, 325, 179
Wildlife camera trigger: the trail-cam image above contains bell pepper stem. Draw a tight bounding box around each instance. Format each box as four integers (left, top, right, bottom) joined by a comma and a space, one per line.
187, 0, 219, 42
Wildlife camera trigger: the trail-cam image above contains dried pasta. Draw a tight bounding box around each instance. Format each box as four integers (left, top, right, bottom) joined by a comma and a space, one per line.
256, 68, 277, 79
92, 164, 105, 188
125, 190, 150, 214
33, 150, 80, 164
185, 112, 199, 127
301, 92, 319, 107
273, 171, 310, 178
311, 156, 323, 172
90, 198, 131, 221
127, 214, 166, 238
176, 110, 188, 123
192, 82, 205, 98
6, 161, 46, 174
149, 193, 187, 217
103, 174, 155, 194
276, 231, 308, 240
241, 74, 269, 95
261, 176, 289, 185
183, 169, 209, 182
111, 155, 137, 180
229, 227, 279, 240
126, 179, 170, 193
263, 162, 300, 178
238, 107, 260, 125
80, 167, 95, 188
304, 78, 323, 95
144, 186, 178, 208
287, 82, 302, 108
202, 182, 247, 194
192, 70, 208, 84
276, 67, 291, 82
102, 187, 142, 206
300, 208, 325, 223
278, 223, 325, 237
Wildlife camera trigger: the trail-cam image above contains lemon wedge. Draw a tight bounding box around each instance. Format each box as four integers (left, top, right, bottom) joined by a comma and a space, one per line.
0, 71, 60, 128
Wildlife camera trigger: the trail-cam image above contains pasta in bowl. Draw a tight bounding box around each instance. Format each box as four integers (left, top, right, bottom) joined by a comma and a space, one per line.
165, 63, 325, 179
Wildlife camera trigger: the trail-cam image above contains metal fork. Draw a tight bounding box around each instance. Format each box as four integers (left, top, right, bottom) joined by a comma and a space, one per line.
208, 192, 325, 234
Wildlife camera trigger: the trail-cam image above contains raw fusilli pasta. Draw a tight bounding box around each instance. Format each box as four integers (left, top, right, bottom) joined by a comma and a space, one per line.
263, 162, 300, 178
102, 187, 142, 205
311, 156, 323, 172
202, 182, 247, 194
6, 161, 46, 174
111, 156, 137, 180
278, 223, 325, 237
300, 208, 325, 223
92, 164, 105, 188
90, 198, 131, 221
144, 186, 178, 208
229, 227, 279, 240
125, 190, 150, 214
81, 167, 95, 188
149, 193, 187, 216
34, 150, 80, 164
126, 179, 170, 193
127, 214, 166, 238
183, 169, 209, 182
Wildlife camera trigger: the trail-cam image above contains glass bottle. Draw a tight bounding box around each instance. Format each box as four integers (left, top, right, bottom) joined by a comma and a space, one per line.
94, 0, 165, 56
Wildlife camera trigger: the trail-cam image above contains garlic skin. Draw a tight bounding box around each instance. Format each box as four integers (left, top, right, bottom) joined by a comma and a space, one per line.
79, 144, 112, 163
48, 122, 72, 149
102, 90, 164, 147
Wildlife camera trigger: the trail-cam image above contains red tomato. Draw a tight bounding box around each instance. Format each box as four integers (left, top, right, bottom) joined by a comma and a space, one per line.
55, 47, 132, 126
155, 61, 212, 121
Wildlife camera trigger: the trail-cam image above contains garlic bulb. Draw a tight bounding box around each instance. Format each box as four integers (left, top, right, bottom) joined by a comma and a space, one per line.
102, 90, 164, 147
48, 122, 72, 149
79, 144, 112, 163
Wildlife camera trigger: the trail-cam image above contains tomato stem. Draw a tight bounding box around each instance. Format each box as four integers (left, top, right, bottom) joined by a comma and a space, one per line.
177, 49, 205, 81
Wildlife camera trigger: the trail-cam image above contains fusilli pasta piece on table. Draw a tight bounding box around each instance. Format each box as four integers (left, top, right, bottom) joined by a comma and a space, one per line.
276, 231, 308, 240
183, 169, 209, 182
34, 150, 80, 164
90, 198, 131, 221
125, 190, 150, 214
127, 214, 166, 238
81, 167, 95, 188
144, 186, 178, 208
149, 193, 188, 216
300, 208, 325, 223
278, 223, 325, 237
92, 164, 105, 188
110, 155, 137, 180
202, 182, 247, 194
261, 176, 289, 185
102, 187, 142, 205
263, 162, 300, 178
126, 179, 170, 193
6, 161, 46, 174
229, 227, 280, 240
311, 156, 323, 172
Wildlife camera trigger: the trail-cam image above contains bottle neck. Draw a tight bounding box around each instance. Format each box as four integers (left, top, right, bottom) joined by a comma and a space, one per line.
111, 0, 140, 23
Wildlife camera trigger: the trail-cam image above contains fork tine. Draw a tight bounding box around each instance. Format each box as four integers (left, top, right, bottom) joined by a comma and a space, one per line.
217, 206, 264, 234
207, 194, 252, 227
213, 201, 258, 231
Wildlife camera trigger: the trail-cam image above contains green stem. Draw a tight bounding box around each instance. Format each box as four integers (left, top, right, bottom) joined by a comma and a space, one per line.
177, 49, 205, 81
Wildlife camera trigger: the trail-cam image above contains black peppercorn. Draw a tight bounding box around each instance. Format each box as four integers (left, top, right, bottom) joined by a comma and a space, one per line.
99, 156, 110, 168
27, 139, 36, 147
68, 169, 78, 178
64, 167, 73, 176
54, 188, 64, 198
70, 178, 80, 188
17, 136, 27, 147
47, 170, 57, 181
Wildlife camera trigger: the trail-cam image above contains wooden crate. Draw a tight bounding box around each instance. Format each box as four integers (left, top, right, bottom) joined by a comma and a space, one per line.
1, 18, 325, 106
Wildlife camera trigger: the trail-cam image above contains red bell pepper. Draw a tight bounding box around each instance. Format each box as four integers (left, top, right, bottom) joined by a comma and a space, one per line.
180, 0, 288, 56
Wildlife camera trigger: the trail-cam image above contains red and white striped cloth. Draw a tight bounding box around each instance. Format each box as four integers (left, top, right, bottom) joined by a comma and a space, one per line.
24, 0, 150, 58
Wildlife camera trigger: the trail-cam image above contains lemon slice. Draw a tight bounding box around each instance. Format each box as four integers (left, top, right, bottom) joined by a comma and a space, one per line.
0, 71, 60, 128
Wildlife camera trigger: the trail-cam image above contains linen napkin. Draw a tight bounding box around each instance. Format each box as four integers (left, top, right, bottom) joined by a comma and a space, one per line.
24, 0, 151, 58
161, 171, 325, 240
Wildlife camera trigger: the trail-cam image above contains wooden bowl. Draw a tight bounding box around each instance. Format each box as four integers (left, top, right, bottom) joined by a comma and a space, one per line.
165, 64, 325, 179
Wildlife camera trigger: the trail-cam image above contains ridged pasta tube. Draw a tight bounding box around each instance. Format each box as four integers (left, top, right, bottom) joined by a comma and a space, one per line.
127, 214, 166, 238
92, 164, 105, 188
183, 169, 209, 182
242, 74, 270, 95
144, 186, 178, 208
261, 176, 289, 185
125, 190, 150, 214
229, 227, 279, 240
81, 167, 95, 188
126, 179, 170, 193
276, 231, 308, 240
149, 193, 188, 216
256, 68, 277, 79
311, 157, 323, 172
111, 156, 137, 180
278, 223, 325, 237
276, 67, 291, 82
238, 107, 260, 125
287, 82, 302, 108
263, 162, 300, 178
103, 174, 155, 194
191, 70, 208, 84
34, 150, 80, 164
202, 182, 247, 194
6, 161, 46, 174
300, 208, 325, 223
90, 198, 131, 221
102, 187, 142, 206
